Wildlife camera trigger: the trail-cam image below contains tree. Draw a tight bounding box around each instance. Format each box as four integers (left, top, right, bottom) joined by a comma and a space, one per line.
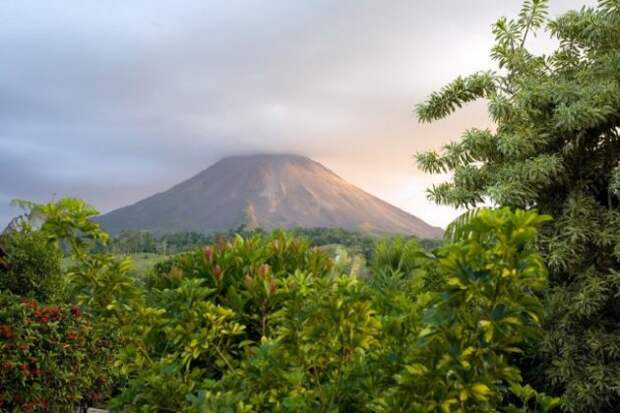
415, 1, 620, 411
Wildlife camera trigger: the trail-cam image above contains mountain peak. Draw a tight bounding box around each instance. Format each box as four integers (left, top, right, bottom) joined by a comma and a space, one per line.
96, 155, 443, 238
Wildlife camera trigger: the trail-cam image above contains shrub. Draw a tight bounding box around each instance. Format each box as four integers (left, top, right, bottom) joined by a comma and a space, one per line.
204, 273, 381, 412
0, 198, 130, 411
372, 208, 559, 412
186, 208, 559, 412
1, 198, 561, 412
0, 223, 64, 302
0, 294, 115, 412
112, 232, 335, 410
146, 232, 333, 340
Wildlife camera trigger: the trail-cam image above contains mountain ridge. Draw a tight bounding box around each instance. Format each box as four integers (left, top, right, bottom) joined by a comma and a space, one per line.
96, 154, 443, 239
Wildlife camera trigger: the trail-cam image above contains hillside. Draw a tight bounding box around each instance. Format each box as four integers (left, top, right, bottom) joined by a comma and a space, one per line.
96, 154, 443, 238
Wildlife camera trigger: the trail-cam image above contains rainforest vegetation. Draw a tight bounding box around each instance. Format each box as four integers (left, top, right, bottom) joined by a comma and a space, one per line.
1, 0, 619, 412
97, 227, 387, 258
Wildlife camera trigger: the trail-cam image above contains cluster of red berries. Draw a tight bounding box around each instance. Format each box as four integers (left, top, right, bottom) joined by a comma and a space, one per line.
0, 324, 13, 339
70, 304, 81, 318
33, 306, 61, 324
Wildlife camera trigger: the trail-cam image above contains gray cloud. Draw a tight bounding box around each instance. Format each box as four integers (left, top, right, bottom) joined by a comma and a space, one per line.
0, 0, 594, 228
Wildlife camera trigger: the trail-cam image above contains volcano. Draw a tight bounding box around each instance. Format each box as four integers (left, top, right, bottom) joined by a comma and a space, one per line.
96, 154, 443, 238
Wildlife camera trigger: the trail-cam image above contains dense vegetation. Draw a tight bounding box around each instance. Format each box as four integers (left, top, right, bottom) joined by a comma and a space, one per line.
1, 198, 559, 412
415, 0, 620, 411
1, 1, 617, 411
99, 227, 440, 258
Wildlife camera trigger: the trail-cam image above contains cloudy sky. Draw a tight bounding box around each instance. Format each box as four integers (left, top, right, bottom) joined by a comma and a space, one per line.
0, 0, 594, 229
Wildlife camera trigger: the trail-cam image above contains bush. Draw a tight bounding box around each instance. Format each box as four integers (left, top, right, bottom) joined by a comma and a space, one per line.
0, 198, 126, 412
0, 223, 64, 302
112, 232, 334, 411
164, 208, 559, 412
0, 294, 115, 412
0, 198, 561, 412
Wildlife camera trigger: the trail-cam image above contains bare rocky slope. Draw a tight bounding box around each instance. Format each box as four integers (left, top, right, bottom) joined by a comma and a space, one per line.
96, 154, 443, 238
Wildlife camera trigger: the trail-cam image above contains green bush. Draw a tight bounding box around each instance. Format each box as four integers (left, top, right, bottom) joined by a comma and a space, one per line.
372, 208, 558, 412
143, 208, 559, 413
0, 223, 64, 302
112, 232, 334, 411
0, 198, 561, 412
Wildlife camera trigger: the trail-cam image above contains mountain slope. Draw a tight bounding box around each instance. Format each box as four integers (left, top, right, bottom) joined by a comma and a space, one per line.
96, 154, 443, 238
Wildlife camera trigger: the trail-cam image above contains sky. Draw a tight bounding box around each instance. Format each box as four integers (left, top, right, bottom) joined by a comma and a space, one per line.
0, 0, 595, 229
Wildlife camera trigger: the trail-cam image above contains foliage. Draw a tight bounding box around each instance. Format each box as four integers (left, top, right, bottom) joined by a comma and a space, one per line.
111, 279, 245, 411
0, 223, 64, 302
112, 232, 334, 410
1, 198, 560, 412
372, 209, 558, 412
146, 232, 333, 339
101, 226, 440, 259
0, 295, 115, 412
0, 198, 138, 411
368, 236, 442, 295
144, 208, 557, 413
202, 273, 382, 413
415, 1, 620, 410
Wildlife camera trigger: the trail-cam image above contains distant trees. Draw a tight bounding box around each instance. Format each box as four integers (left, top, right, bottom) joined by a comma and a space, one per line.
101, 227, 440, 257
416, 1, 620, 411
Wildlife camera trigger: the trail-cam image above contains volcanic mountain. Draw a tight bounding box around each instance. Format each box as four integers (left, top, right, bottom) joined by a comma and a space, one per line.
96, 154, 443, 238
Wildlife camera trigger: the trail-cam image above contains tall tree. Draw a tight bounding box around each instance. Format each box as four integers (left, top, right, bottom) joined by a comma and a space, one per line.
415, 1, 620, 411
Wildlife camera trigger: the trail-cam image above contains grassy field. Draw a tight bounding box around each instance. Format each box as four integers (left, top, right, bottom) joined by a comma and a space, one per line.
64, 253, 168, 277
123, 253, 168, 276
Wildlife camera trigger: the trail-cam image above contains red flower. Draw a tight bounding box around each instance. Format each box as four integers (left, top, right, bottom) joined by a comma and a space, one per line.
21, 401, 36, 411
2, 361, 12, 369
45, 306, 61, 319
0, 324, 12, 339
71, 304, 81, 317
66, 332, 78, 341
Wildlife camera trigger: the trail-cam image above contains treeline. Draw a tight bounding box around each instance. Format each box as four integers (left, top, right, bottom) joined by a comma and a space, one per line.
99, 227, 442, 257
